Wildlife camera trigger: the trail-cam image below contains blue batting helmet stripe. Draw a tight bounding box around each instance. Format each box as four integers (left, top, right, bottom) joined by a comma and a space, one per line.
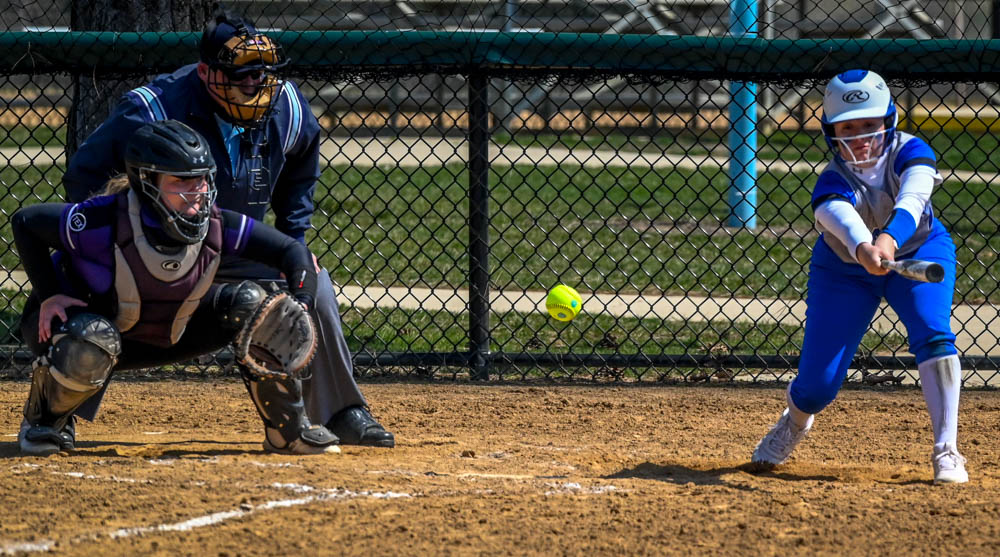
837, 70, 869, 83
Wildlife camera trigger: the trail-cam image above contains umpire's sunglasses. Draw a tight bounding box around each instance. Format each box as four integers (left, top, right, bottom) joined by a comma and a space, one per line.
219, 66, 268, 82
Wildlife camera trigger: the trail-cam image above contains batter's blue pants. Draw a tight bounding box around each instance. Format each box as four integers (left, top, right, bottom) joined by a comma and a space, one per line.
789, 220, 957, 414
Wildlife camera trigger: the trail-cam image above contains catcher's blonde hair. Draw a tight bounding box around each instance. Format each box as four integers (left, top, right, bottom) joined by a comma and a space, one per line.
96, 175, 130, 197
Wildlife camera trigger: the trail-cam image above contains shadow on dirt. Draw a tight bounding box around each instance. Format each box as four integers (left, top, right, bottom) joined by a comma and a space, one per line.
605, 462, 758, 489
605, 461, 845, 488
0, 439, 254, 459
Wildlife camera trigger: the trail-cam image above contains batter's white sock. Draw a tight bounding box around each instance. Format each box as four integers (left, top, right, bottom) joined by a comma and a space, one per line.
785, 385, 814, 430
918, 354, 962, 447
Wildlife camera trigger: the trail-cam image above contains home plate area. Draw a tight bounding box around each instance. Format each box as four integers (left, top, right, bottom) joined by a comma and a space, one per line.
1, 381, 999, 555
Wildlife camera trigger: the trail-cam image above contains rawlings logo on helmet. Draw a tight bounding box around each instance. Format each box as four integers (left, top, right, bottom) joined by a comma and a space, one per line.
842, 90, 870, 103
820, 70, 898, 166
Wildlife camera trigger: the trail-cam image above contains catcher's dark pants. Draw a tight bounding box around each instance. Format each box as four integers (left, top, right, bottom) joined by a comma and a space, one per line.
24, 260, 367, 425
21, 288, 238, 422
216, 256, 366, 425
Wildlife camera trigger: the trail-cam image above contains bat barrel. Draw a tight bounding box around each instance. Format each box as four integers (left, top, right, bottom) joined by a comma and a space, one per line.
880, 259, 945, 283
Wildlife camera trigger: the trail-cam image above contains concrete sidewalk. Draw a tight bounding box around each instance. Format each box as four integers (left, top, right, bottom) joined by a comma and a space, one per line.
3, 139, 996, 186
4, 270, 994, 356
336, 284, 1000, 358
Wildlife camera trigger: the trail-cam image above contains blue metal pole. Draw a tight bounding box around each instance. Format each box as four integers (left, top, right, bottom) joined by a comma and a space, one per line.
728, 0, 758, 229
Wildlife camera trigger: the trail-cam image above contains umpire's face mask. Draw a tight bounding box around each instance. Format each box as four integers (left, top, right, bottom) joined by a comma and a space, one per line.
200, 34, 286, 127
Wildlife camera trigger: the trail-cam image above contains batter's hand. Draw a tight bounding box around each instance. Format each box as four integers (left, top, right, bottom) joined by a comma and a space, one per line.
38, 294, 88, 344
856, 234, 896, 276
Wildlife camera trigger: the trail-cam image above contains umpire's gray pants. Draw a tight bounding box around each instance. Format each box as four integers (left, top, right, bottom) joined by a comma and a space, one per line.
302, 269, 366, 424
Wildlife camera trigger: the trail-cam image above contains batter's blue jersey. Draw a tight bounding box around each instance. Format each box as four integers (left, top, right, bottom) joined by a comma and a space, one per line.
811, 131, 942, 263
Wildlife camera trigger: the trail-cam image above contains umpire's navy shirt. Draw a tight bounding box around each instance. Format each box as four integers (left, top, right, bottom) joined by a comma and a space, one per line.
63, 63, 319, 244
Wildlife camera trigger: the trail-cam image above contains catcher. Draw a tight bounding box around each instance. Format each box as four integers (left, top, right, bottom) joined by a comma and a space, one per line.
14, 120, 338, 457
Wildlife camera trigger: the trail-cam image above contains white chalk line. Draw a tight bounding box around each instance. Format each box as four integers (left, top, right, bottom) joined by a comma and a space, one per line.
3, 463, 621, 555
107, 483, 411, 540
544, 482, 619, 496
146, 456, 220, 465
365, 468, 622, 497
1, 481, 413, 555
367, 468, 572, 480
250, 461, 303, 468
0, 541, 54, 555
50, 471, 149, 484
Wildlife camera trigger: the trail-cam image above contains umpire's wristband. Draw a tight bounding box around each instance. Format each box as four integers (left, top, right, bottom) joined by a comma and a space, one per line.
287, 267, 318, 304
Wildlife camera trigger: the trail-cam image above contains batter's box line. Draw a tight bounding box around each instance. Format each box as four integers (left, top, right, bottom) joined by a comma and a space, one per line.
1, 484, 414, 555
364, 469, 625, 497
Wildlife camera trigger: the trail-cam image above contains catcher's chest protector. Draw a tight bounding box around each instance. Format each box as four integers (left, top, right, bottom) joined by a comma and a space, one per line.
112, 191, 222, 347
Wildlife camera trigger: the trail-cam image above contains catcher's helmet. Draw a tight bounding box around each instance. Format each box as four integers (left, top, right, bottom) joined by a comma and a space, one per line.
821, 69, 897, 165
200, 9, 287, 127
124, 120, 218, 245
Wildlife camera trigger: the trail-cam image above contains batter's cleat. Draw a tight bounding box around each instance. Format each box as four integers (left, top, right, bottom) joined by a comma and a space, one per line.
263, 425, 341, 455
18, 417, 76, 457
932, 443, 968, 485
750, 409, 813, 471
327, 406, 395, 448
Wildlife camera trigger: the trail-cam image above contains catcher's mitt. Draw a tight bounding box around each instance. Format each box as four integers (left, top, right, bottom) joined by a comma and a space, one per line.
233, 290, 317, 380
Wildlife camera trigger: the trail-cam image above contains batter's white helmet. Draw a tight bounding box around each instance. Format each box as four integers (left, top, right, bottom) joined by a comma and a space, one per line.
821, 70, 897, 164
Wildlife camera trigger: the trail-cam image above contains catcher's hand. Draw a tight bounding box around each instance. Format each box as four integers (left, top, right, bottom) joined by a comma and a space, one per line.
233, 290, 318, 380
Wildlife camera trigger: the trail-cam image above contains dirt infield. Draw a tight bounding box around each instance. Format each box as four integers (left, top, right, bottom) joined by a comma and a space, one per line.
2, 380, 1000, 556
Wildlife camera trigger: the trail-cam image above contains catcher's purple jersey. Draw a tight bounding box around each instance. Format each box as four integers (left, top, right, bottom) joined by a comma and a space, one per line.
58, 192, 253, 296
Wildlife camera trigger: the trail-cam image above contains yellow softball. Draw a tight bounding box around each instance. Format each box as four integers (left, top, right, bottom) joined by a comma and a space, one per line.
546, 284, 583, 322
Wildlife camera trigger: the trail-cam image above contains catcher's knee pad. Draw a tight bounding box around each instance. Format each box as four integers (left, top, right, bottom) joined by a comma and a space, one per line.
24, 313, 120, 431
214, 280, 268, 330
240, 368, 338, 450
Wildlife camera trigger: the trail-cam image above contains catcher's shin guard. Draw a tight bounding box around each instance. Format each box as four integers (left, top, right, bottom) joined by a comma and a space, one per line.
240, 367, 340, 455
23, 314, 120, 454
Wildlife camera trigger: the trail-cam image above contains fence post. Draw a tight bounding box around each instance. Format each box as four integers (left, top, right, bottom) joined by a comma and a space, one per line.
727, 0, 758, 229
504, 0, 518, 31
994, 0, 1000, 38
468, 72, 492, 380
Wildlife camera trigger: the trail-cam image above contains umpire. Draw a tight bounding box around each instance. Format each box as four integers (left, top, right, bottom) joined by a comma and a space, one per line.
63, 8, 394, 447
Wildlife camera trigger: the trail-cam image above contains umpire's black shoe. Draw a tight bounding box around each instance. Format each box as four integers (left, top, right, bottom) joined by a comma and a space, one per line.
327, 406, 395, 448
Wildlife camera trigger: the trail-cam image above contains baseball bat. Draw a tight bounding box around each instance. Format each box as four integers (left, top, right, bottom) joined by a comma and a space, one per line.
879, 259, 945, 283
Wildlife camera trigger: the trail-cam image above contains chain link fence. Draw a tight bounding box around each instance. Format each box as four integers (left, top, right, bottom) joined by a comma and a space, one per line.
0, 1, 998, 385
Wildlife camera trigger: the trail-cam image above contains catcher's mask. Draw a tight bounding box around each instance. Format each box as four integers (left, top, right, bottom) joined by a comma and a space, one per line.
124, 120, 218, 245
200, 12, 287, 127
